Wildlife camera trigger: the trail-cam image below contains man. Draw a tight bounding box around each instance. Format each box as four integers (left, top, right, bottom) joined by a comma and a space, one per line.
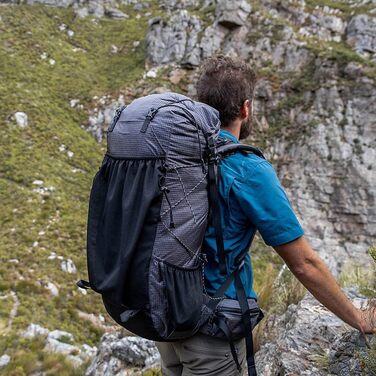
156, 55, 375, 375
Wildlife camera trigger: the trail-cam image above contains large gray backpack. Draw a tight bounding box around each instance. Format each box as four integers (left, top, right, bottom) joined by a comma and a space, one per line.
77, 92, 264, 375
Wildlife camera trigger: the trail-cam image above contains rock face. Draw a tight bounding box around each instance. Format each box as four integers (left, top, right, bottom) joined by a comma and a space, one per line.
256, 288, 372, 375
272, 72, 376, 272
215, 0, 251, 29
86, 332, 160, 376
347, 15, 376, 59
146, 11, 202, 67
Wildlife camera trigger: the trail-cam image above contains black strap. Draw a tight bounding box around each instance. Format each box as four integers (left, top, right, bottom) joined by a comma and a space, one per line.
217, 142, 265, 160
206, 270, 236, 312
76, 279, 91, 289
217, 320, 242, 372
235, 271, 257, 376
208, 157, 227, 276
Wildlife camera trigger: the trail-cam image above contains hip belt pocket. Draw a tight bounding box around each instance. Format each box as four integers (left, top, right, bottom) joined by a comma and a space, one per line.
200, 298, 264, 341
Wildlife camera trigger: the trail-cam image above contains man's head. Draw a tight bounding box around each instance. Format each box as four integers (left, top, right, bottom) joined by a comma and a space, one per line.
196, 55, 256, 140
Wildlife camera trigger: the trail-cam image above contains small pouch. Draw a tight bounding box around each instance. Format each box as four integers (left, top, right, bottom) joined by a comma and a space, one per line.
200, 298, 264, 341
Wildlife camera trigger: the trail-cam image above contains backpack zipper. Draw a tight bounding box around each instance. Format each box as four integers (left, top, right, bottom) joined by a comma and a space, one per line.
159, 175, 175, 228
108, 105, 127, 132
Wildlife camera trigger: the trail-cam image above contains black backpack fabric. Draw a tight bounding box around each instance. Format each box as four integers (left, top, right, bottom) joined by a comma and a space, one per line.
77, 92, 264, 375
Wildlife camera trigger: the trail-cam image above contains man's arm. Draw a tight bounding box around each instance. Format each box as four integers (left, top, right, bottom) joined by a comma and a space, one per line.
274, 235, 375, 334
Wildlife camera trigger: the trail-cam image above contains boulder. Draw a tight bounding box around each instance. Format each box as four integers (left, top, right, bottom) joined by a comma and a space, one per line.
86, 332, 160, 375
215, 0, 251, 29
0, 355, 10, 368
61, 258, 77, 274
105, 7, 128, 19
329, 331, 374, 376
256, 288, 370, 375
347, 15, 376, 55
26, 0, 75, 7
14, 111, 28, 128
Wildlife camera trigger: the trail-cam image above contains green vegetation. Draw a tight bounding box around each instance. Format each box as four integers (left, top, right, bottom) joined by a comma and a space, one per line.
251, 235, 306, 350
339, 246, 376, 297
0, 336, 90, 376
305, 0, 375, 17
357, 245, 376, 375
0, 4, 152, 374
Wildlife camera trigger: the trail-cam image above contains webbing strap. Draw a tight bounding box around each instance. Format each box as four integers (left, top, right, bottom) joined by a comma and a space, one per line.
217, 320, 242, 372
76, 279, 91, 289
206, 270, 236, 312
235, 271, 257, 376
208, 160, 227, 275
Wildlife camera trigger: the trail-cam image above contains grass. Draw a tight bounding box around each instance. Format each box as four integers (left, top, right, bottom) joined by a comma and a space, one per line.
0, 4, 151, 374
305, 0, 375, 17
347, 246, 376, 375
251, 235, 307, 350
339, 246, 376, 298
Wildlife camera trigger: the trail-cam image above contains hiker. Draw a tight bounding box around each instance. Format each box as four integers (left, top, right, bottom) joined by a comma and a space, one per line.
154, 55, 376, 375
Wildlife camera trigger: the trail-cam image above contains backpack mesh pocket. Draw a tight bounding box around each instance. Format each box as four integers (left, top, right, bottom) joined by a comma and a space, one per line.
151, 259, 205, 340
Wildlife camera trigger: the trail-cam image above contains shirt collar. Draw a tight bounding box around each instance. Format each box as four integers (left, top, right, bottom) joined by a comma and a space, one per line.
219, 129, 240, 144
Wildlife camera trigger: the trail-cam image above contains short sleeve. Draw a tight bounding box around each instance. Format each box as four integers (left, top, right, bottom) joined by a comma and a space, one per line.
233, 160, 304, 247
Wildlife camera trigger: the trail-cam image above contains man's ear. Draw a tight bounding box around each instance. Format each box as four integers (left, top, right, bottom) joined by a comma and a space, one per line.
240, 99, 251, 119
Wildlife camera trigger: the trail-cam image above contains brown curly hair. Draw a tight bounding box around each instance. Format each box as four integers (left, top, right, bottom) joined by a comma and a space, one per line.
196, 55, 256, 127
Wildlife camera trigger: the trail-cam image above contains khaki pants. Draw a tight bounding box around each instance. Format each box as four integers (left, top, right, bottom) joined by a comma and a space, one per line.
155, 333, 246, 376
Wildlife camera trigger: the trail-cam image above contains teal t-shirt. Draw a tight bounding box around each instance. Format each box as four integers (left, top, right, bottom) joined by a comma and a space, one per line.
203, 130, 304, 299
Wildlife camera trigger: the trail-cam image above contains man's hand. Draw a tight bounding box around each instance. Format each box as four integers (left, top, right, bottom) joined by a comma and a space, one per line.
360, 307, 376, 334
273, 236, 374, 334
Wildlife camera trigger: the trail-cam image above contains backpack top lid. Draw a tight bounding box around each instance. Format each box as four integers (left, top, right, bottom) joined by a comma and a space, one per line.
107, 92, 221, 160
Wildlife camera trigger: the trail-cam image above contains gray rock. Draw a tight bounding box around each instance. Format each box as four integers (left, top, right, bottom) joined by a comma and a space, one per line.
215, 0, 251, 29
272, 41, 314, 72
87, 95, 125, 143
73, 0, 105, 18
0, 355, 10, 368
200, 24, 227, 60
329, 331, 374, 376
159, 0, 200, 10
146, 11, 202, 67
44, 338, 79, 356
22, 323, 49, 338
347, 15, 376, 55
14, 111, 28, 128
26, 0, 74, 7
60, 258, 77, 274
86, 332, 160, 376
272, 74, 376, 271
48, 329, 74, 342
105, 7, 128, 19
45, 281, 59, 296
222, 25, 251, 59
256, 288, 369, 375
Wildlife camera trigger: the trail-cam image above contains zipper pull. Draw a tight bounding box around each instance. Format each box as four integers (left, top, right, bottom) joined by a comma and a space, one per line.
108, 105, 126, 132
161, 185, 175, 228
141, 107, 157, 133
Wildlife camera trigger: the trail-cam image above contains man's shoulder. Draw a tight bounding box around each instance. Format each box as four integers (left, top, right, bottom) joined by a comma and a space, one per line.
221, 151, 272, 183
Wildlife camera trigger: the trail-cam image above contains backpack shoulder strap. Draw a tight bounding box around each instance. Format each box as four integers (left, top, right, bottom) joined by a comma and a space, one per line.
216, 138, 265, 160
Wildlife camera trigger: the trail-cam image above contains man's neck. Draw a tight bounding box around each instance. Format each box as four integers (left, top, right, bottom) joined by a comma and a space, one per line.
222, 121, 241, 140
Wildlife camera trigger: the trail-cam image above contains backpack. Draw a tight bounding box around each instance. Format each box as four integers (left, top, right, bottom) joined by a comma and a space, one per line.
77, 92, 264, 375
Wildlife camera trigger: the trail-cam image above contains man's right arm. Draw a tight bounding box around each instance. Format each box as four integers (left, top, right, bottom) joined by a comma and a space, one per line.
274, 235, 376, 334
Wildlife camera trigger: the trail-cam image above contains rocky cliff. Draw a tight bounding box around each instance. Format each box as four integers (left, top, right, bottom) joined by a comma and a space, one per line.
1, 0, 375, 375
